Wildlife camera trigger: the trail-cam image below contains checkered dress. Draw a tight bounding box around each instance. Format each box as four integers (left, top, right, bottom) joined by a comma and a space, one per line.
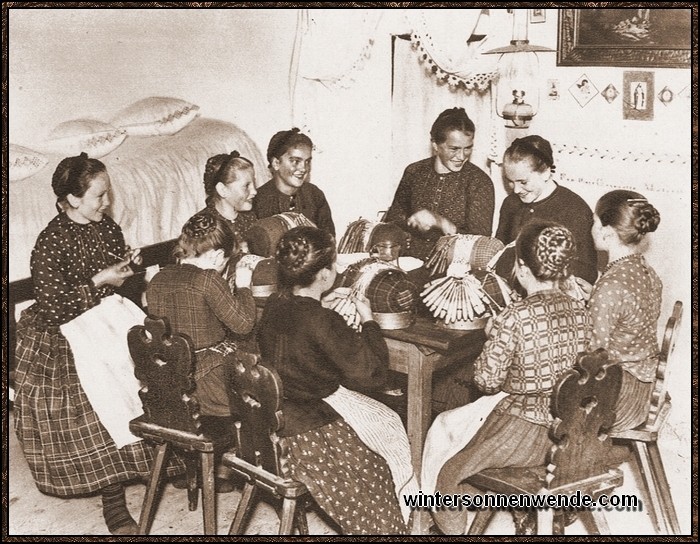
13, 213, 184, 497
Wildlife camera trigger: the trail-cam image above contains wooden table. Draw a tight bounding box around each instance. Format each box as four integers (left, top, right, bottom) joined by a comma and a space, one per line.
382, 318, 485, 533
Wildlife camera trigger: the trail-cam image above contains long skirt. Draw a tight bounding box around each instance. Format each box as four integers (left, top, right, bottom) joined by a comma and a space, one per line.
281, 419, 408, 535
13, 305, 184, 497
610, 370, 654, 433
432, 411, 552, 535
323, 385, 419, 525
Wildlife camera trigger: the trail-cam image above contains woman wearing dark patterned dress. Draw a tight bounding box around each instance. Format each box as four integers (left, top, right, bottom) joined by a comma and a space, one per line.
13, 153, 180, 535
589, 190, 662, 432
198, 150, 258, 255
253, 128, 335, 237
384, 107, 495, 260
427, 221, 591, 535
257, 226, 417, 535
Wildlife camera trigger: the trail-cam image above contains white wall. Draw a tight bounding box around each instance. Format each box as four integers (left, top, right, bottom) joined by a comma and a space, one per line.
9, 8, 297, 166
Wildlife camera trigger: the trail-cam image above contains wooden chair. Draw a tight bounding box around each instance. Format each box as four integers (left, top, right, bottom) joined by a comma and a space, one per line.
465, 349, 624, 535
608, 300, 683, 535
128, 315, 227, 535
221, 351, 311, 535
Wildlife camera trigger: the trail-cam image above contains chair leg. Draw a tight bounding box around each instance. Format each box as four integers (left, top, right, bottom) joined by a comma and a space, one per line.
536, 507, 554, 535
578, 508, 610, 535
279, 497, 297, 535
200, 451, 217, 535
647, 441, 681, 534
632, 441, 664, 534
229, 482, 257, 535
294, 498, 309, 535
185, 454, 199, 512
138, 442, 169, 535
466, 509, 495, 534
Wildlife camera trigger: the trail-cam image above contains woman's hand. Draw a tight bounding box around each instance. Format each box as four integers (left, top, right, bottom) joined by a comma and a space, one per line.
407, 209, 456, 235
126, 246, 143, 266
92, 259, 134, 288
234, 258, 254, 289
321, 287, 352, 309
352, 292, 374, 323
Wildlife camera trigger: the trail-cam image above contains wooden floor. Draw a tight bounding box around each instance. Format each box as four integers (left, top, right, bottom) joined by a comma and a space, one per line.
7, 406, 692, 536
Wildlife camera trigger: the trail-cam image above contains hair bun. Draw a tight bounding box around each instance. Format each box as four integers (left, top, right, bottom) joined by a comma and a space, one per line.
635, 203, 661, 235
536, 226, 575, 279
183, 212, 217, 239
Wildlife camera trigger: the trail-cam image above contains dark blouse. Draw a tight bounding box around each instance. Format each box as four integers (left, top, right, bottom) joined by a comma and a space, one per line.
200, 205, 257, 253
253, 180, 336, 237
385, 158, 495, 260
29, 213, 126, 326
257, 293, 389, 437
495, 184, 599, 285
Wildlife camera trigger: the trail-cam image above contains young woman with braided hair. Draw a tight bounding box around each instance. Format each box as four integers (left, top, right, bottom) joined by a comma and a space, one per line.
425, 220, 591, 535
589, 190, 662, 432
199, 150, 258, 254
145, 210, 256, 489
257, 226, 418, 534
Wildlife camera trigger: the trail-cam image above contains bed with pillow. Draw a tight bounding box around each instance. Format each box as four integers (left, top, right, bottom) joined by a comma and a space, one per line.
8, 97, 268, 380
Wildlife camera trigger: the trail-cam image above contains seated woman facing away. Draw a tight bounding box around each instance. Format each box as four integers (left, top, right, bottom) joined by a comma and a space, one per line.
588, 190, 662, 432
145, 210, 257, 484
257, 226, 419, 535
424, 220, 591, 535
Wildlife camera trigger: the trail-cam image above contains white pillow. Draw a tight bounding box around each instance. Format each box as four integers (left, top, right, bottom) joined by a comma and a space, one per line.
45, 119, 127, 159
111, 96, 200, 136
9, 144, 49, 181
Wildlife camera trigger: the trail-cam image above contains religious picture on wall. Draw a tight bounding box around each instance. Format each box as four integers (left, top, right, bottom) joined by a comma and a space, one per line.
547, 79, 560, 100
623, 71, 654, 120
569, 74, 598, 107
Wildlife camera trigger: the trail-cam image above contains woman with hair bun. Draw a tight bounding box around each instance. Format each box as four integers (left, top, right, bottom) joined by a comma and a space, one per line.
13, 153, 171, 535
427, 220, 591, 535
589, 190, 662, 432
495, 135, 598, 286
200, 150, 258, 253
145, 210, 256, 474
257, 225, 418, 534
385, 107, 495, 260
253, 128, 335, 236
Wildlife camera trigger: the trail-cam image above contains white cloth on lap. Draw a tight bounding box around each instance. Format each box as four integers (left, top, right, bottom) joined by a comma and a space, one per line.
421, 391, 508, 496
61, 294, 146, 448
324, 385, 420, 525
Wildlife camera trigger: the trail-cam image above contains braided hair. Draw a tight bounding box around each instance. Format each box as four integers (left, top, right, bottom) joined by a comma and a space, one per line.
174, 210, 236, 261
430, 107, 475, 144
276, 226, 336, 288
266, 128, 313, 168
516, 220, 576, 281
203, 150, 254, 207
51, 152, 107, 212
595, 190, 660, 246
504, 135, 556, 174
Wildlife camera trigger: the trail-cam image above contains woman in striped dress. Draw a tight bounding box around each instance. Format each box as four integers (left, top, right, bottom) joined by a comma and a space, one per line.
257, 226, 418, 535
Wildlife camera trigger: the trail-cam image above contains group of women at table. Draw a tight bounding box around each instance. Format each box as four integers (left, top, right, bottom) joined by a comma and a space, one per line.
13, 108, 663, 535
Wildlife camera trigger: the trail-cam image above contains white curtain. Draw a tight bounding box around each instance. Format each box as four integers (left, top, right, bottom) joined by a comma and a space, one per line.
290, 8, 501, 238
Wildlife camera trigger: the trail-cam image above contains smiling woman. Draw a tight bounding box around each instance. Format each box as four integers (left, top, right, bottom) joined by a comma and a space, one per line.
384, 107, 495, 261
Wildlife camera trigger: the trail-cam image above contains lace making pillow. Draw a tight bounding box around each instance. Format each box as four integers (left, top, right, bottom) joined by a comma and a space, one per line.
9, 144, 49, 181
45, 119, 127, 158
111, 96, 200, 136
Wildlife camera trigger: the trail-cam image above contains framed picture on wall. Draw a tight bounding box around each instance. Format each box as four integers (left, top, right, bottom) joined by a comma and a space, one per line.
530, 9, 546, 24
623, 71, 654, 121
557, 8, 691, 68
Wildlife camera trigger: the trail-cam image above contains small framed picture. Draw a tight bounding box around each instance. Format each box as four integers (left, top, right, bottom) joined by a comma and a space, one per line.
569, 74, 598, 107
530, 9, 546, 24
623, 71, 654, 121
